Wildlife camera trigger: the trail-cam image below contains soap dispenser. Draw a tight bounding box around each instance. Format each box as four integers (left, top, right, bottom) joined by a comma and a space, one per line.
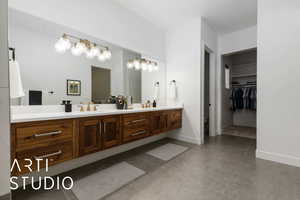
64, 100, 72, 112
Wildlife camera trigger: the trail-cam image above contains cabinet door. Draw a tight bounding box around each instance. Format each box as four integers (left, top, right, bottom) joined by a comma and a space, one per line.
161, 111, 170, 132
169, 110, 182, 130
150, 112, 162, 135
102, 116, 121, 149
79, 119, 101, 156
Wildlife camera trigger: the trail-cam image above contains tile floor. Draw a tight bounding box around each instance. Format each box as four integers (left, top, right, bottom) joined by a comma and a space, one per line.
12, 136, 300, 200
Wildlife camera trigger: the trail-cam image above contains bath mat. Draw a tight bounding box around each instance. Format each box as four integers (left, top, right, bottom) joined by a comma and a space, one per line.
146, 143, 188, 161
71, 162, 145, 200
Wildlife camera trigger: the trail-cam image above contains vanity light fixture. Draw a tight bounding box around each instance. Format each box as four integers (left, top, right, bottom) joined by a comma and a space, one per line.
55, 33, 112, 61
127, 58, 158, 72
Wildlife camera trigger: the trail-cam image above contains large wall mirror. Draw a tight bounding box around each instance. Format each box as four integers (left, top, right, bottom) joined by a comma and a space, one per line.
8, 9, 166, 106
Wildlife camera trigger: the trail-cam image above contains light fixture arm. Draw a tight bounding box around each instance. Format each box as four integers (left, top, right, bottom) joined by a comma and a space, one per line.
63, 33, 108, 49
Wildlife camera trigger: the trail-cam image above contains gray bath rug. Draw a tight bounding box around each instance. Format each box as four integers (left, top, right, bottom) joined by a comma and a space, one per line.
146, 143, 188, 161
71, 162, 145, 200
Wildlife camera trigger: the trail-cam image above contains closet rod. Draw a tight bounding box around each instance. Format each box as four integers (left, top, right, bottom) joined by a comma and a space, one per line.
232, 84, 256, 88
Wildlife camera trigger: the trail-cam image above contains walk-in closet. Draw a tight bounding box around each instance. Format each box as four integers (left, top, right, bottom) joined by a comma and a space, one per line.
221, 48, 257, 139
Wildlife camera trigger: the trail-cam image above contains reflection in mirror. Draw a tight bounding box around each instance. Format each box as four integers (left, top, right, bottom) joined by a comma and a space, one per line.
92, 66, 111, 104
9, 9, 165, 106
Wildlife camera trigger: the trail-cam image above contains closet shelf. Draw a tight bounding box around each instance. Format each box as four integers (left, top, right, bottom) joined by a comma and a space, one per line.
232, 73, 257, 78
232, 62, 257, 68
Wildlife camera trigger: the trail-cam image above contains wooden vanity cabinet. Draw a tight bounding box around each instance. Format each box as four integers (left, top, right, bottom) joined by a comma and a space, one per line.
79, 119, 102, 156
102, 116, 121, 149
161, 111, 170, 132
150, 111, 163, 135
14, 141, 73, 175
11, 120, 74, 175
168, 109, 183, 130
11, 109, 182, 175
122, 113, 150, 143
78, 115, 121, 156
150, 109, 182, 134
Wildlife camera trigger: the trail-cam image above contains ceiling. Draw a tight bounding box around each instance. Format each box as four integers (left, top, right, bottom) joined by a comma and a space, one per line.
113, 0, 257, 34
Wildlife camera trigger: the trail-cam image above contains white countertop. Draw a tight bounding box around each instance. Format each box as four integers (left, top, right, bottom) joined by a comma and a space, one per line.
11, 105, 183, 123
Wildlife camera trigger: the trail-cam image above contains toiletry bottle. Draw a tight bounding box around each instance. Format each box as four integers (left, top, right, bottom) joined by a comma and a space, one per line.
79, 102, 85, 112
65, 100, 72, 112
153, 100, 157, 108
147, 100, 151, 108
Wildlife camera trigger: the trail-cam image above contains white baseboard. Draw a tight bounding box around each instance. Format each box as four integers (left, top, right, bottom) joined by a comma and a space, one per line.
256, 150, 300, 168
168, 134, 201, 145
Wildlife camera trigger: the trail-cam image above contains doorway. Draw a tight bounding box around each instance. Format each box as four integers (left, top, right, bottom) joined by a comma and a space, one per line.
204, 50, 210, 141
201, 46, 217, 144
220, 48, 257, 140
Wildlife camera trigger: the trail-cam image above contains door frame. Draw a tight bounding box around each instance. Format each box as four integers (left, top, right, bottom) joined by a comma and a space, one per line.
200, 45, 217, 144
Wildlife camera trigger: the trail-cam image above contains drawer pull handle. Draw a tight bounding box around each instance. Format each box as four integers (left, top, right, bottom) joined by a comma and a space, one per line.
34, 150, 63, 160
131, 130, 146, 137
34, 131, 62, 137
99, 122, 102, 136
127, 119, 146, 125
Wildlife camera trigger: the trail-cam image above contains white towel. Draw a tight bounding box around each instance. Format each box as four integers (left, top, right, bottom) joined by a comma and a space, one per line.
9, 60, 25, 98
154, 85, 160, 100
169, 82, 177, 100
225, 68, 230, 89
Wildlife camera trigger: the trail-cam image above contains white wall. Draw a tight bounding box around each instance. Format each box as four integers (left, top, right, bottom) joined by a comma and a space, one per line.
218, 26, 257, 55
256, 0, 300, 167
0, 0, 11, 196
217, 25, 257, 134
8, 0, 165, 62
166, 18, 202, 144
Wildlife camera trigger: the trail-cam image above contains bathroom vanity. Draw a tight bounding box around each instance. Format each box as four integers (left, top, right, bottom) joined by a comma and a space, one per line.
11, 107, 182, 175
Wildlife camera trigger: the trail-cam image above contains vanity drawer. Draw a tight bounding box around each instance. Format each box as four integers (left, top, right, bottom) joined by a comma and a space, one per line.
13, 120, 73, 151
13, 141, 73, 175
123, 127, 150, 143
123, 113, 149, 127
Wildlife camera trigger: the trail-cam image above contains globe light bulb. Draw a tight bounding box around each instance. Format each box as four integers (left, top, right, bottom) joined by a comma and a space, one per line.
98, 50, 106, 61
127, 61, 134, 69
148, 62, 153, 72
71, 41, 87, 56
102, 49, 112, 60
153, 63, 159, 71
133, 59, 141, 70
86, 45, 100, 59
141, 60, 148, 71
55, 36, 71, 53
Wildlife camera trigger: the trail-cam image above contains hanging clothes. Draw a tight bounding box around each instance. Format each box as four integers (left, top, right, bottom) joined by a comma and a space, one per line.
231, 86, 256, 111
231, 88, 244, 111
249, 87, 257, 110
